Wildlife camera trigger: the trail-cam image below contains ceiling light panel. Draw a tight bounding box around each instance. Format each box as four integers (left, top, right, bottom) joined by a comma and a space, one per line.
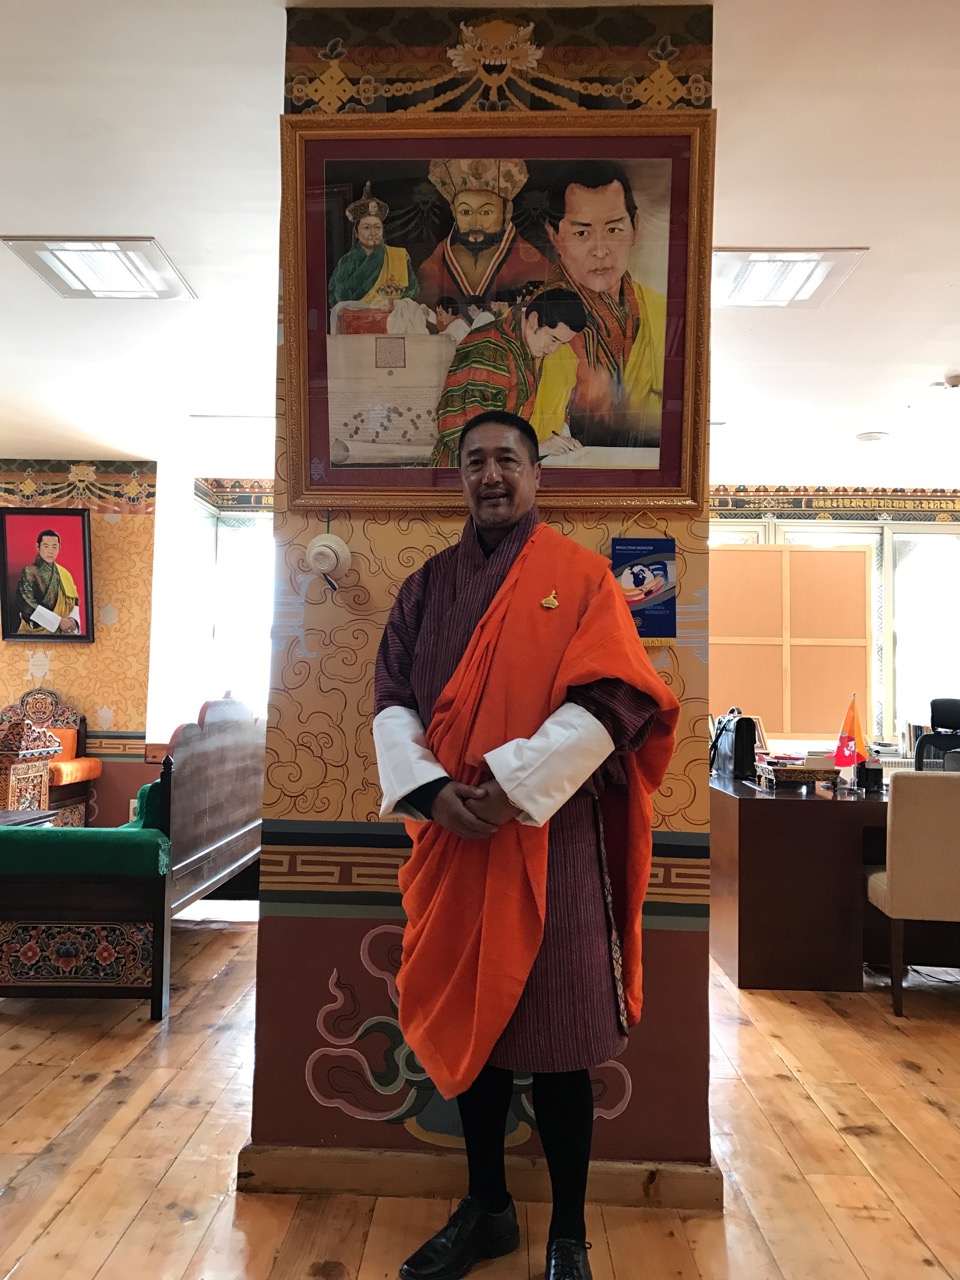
1, 237, 195, 299
712, 249, 867, 309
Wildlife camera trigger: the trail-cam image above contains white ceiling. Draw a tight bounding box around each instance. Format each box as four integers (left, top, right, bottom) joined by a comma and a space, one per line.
1, 0, 959, 485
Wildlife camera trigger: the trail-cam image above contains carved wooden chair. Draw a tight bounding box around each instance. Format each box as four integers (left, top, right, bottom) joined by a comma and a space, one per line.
0, 688, 102, 825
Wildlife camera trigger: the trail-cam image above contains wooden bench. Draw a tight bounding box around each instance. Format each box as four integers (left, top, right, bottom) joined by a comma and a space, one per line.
0, 698, 264, 1019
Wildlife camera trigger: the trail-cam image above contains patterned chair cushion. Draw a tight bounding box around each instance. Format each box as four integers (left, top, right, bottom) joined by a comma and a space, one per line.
48, 757, 102, 786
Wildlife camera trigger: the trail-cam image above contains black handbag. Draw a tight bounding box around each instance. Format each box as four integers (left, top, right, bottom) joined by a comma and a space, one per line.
710, 707, 758, 779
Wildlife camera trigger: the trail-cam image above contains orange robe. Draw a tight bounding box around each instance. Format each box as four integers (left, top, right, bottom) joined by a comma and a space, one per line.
396, 524, 679, 1098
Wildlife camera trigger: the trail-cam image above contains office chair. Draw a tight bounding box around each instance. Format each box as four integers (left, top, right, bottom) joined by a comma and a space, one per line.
865, 772, 960, 1015
913, 698, 960, 770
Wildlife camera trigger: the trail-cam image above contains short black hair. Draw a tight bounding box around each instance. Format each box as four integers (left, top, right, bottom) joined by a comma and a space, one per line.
545, 160, 638, 231
458, 411, 540, 467
525, 287, 588, 334
436, 295, 460, 315
464, 295, 486, 310
36, 528, 61, 546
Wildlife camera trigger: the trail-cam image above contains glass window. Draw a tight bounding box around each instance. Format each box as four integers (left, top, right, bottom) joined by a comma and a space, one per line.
708, 521, 764, 547
211, 514, 275, 718
893, 532, 960, 729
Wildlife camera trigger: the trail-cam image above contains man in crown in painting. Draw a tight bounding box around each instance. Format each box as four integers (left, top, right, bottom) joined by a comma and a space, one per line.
418, 158, 549, 310
328, 182, 420, 308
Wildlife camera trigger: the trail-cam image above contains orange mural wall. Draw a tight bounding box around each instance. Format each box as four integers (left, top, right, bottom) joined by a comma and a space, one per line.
0, 457, 156, 828
0, 461, 156, 733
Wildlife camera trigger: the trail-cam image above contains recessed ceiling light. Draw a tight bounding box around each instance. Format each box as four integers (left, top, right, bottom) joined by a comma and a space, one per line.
1, 237, 195, 299
856, 431, 890, 442
712, 249, 867, 309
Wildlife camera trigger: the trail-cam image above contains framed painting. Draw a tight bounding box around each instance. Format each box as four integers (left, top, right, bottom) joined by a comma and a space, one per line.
281, 110, 714, 509
0, 507, 95, 642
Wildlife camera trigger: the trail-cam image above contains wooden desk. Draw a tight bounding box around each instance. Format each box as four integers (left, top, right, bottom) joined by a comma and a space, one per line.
0, 809, 56, 827
710, 778, 887, 991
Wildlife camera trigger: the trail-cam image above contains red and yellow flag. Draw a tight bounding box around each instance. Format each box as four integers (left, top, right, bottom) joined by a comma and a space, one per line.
834, 696, 867, 766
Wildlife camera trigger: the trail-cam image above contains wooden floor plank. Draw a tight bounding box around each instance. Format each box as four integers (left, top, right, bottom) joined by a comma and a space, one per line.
269, 1194, 375, 1280
8, 929, 960, 1280
0, 1067, 177, 1277
806, 1174, 950, 1279
737, 1068, 867, 1177
9, 1154, 171, 1280
0, 1001, 104, 1074
358, 1198, 457, 1280
93, 1156, 230, 1280
711, 1079, 869, 1280
179, 1190, 299, 1280
734, 990, 857, 1087
603, 1205, 701, 1280
680, 1169, 784, 1280
861, 1082, 960, 1183
0, 1062, 61, 1128
804, 1082, 960, 1277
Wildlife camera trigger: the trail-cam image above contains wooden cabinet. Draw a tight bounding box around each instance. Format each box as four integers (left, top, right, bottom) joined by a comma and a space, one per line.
710, 545, 872, 737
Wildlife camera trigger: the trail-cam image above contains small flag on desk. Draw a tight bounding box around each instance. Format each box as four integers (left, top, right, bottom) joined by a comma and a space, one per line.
834, 695, 867, 767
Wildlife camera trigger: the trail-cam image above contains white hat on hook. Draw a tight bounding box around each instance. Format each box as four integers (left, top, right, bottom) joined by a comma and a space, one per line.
305, 534, 352, 581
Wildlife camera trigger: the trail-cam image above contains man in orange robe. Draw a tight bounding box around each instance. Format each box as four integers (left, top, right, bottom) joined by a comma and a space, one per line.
373, 412, 678, 1280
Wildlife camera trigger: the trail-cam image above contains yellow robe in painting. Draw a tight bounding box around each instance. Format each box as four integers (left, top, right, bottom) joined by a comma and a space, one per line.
17, 561, 81, 633
530, 278, 666, 448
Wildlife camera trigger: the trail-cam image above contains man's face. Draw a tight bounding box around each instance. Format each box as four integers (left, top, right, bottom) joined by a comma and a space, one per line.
436, 305, 452, 329
522, 312, 579, 359
460, 423, 540, 537
356, 216, 383, 250
453, 191, 507, 246
545, 180, 637, 296
37, 536, 60, 564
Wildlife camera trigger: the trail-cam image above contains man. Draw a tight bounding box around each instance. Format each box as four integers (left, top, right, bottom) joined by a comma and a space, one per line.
16, 528, 82, 634
419, 158, 549, 308
431, 289, 588, 465
531, 161, 666, 451
464, 295, 495, 331
373, 411, 679, 1280
435, 296, 470, 345
328, 182, 419, 308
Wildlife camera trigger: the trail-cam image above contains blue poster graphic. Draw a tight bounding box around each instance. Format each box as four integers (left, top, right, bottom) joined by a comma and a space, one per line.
610, 537, 677, 644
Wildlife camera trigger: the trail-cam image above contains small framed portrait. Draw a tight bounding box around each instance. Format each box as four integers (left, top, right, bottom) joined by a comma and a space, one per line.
0, 508, 95, 643
281, 109, 714, 509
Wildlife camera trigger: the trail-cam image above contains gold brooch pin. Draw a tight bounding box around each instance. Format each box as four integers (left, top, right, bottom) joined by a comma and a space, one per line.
540, 589, 559, 610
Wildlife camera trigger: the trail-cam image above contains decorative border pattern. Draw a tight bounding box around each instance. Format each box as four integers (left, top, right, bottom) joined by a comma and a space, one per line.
195, 477, 274, 511
286, 7, 711, 117
86, 732, 147, 759
260, 838, 708, 915
0, 920, 153, 986
711, 484, 960, 521
0, 462, 156, 512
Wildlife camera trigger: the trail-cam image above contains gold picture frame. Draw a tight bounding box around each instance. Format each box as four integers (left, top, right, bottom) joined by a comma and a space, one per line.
281, 110, 715, 510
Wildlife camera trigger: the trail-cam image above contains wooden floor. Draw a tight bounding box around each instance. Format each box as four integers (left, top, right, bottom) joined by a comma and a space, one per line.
3, 916, 960, 1280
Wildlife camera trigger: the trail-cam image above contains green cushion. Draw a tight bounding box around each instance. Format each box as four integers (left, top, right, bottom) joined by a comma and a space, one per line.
123, 780, 163, 831
0, 827, 170, 877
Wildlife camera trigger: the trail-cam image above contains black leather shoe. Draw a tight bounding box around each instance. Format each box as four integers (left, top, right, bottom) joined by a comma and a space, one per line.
398, 1197, 520, 1280
546, 1238, 593, 1280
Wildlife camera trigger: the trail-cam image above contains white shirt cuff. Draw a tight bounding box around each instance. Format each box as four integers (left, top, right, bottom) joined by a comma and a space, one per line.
373, 705, 448, 821
30, 604, 61, 632
483, 702, 615, 828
